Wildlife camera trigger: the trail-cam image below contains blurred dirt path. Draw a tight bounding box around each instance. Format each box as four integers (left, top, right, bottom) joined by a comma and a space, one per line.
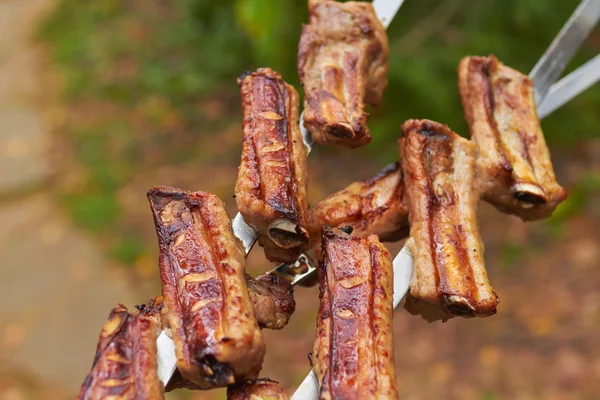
0, 1, 138, 397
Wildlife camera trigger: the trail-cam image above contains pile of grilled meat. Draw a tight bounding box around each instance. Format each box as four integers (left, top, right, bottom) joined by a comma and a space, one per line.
77, 1, 566, 399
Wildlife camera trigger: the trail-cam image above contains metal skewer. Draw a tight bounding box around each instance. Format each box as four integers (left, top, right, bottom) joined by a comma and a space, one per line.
156, 0, 407, 387
157, 0, 600, 392
291, 243, 414, 400
529, 0, 600, 105
233, 0, 406, 256
275, 0, 600, 288
292, 0, 600, 397
537, 53, 600, 119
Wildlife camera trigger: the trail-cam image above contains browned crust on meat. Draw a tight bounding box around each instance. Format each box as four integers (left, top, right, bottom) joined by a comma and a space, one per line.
227, 378, 290, 399
298, 0, 389, 148
308, 161, 409, 244
166, 269, 294, 390
400, 119, 499, 321
236, 68, 309, 260
257, 233, 304, 263
313, 226, 398, 399
148, 186, 265, 389
77, 304, 163, 400
301, 163, 408, 289
247, 273, 296, 330
458, 55, 566, 221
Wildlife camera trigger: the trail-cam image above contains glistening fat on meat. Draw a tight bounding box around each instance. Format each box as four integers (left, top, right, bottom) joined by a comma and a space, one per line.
458, 55, 566, 221
307, 161, 409, 243
148, 187, 265, 389
77, 303, 163, 400
236, 68, 309, 263
399, 119, 499, 322
298, 0, 389, 148
290, 162, 409, 288
313, 226, 398, 399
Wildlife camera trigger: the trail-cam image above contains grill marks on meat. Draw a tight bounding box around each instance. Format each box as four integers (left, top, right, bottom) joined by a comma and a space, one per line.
313, 226, 398, 399
139, 273, 295, 337
400, 119, 499, 322
148, 187, 265, 389
458, 55, 566, 221
308, 162, 409, 243
236, 68, 309, 262
77, 304, 163, 400
165, 272, 294, 390
298, 0, 389, 148
227, 378, 289, 400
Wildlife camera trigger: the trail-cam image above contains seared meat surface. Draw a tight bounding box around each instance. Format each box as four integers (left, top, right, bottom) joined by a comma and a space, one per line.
236, 68, 309, 263
147, 273, 295, 344
298, 0, 389, 148
227, 378, 289, 400
313, 226, 398, 399
301, 162, 407, 288
400, 119, 499, 321
307, 161, 408, 243
148, 187, 265, 389
247, 273, 296, 330
458, 55, 566, 220
165, 272, 294, 391
77, 304, 163, 400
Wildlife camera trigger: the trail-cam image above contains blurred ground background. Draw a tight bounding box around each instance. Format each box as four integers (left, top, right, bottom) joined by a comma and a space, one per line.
0, 0, 599, 399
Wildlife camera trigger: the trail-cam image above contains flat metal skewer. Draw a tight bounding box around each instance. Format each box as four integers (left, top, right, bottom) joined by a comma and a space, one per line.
537, 53, 600, 119
157, 0, 600, 392
529, 0, 600, 104
156, 0, 406, 386
292, 1, 600, 397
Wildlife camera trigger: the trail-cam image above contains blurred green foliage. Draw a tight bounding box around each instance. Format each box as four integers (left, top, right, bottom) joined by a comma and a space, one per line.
40, 0, 600, 152
39, 0, 599, 266
500, 242, 526, 272
480, 392, 498, 400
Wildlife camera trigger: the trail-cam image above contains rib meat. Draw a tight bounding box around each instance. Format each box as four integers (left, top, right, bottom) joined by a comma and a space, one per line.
246, 273, 296, 330
458, 55, 566, 220
308, 162, 408, 243
148, 186, 265, 389
313, 226, 398, 399
295, 163, 408, 288
298, 0, 389, 148
257, 234, 303, 264
165, 272, 294, 391
400, 119, 499, 321
77, 304, 163, 400
236, 68, 309, 263
227, 378, 289, 400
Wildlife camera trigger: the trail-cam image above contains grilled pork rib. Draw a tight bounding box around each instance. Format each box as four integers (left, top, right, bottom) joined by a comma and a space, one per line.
236, 68, 309, 263
141, 276, 294, 392
298, 0, 389, 148
227, 378, 289, 400
148, 187, 265, 389
256, 234, 304, 265
458, 55, 566, 220
77, 304, 163, 400
247, 273, 296, 330
313, 226, 398, 399
400, 119, 499, 321
165, 272, 294, 391
308, 162, 408, 243
294, 163, 408, 288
